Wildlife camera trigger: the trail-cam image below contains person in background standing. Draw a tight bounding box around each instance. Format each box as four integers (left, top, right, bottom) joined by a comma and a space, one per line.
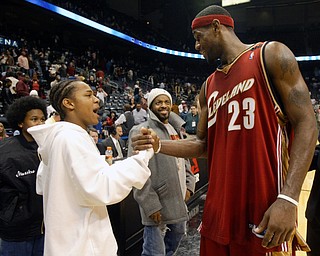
16, 72, 30, 98
184, 104, 199, 136
115, 104, 134, 138
0, 96, 47, 256
128, 88, 195, 256
17, 49, 29, 74
132, 103, 148, 125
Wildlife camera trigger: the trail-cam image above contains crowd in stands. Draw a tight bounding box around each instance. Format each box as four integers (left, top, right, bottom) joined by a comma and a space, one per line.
1, 1, 320, 140
0, 36, 204, 141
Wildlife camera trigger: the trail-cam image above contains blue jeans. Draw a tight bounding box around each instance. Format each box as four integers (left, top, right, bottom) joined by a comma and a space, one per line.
142, 222, 186, 256
0, 235, 44, 256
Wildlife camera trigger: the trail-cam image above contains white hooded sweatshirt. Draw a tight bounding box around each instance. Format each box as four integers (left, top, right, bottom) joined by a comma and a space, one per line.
28, 122, 152, 256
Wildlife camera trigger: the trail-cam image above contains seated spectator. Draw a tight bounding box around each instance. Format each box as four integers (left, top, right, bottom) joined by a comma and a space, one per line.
102, 111, 117, 134
102, 124, 126, 159
0, 122, 9, 140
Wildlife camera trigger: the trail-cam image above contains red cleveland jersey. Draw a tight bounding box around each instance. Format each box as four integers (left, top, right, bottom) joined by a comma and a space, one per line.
202, 42, 292, 252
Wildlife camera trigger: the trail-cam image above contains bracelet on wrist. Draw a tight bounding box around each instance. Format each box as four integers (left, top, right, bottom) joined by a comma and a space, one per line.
277, 194, 298, 206
155, 139, 161, 154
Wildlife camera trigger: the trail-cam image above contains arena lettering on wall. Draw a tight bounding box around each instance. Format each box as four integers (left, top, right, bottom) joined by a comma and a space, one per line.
0, 36, 19, 47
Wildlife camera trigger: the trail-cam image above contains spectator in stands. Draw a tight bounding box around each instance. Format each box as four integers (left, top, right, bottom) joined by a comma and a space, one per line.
184, 104, 199, 136
45, 111, 61, 125
140, 97, 149, 112
31, 74, 40, 92
6, 49, 15, 67
102, 111, 117, 134
179, 102, 189, 121
178, 100, 187, 113
27, 79, 153, 255
97, 76, 104, 89
88, 127, 105, 155
0, 96, 47, 256
104, 111, 117, 127
171, 100, 180, 115
66, 61, 75, 77
134, 82, 141, 103
17, 49, 29, 74
132, 102, 148, 125
50, 74, 61, 88
102, 124, 126, 159
1, 79, 14, 113
96, 87, 108, 105
87, 74, 97, 90
96, 69, 105, 80
128, 88, 195, 256
0, 51, 8, 73
16, 72, 30, 98
92, 87, 105, 116
0, 122, 9, 140
105, 59, 114, 76
103, 78, 112, 102
29, 89, 39, 98
115, 103, 134, 137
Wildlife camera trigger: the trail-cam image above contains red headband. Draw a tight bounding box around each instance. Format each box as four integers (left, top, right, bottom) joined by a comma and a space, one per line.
191, 14, 234, 30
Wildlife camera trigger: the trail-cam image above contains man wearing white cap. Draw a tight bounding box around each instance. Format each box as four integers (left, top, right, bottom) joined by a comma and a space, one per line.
128, 88, 195, 256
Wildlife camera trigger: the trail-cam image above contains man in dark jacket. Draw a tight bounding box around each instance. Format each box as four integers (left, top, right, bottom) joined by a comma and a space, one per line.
101, 125, 126, 158
0, 96, 47, 255
88, 127, 105, 155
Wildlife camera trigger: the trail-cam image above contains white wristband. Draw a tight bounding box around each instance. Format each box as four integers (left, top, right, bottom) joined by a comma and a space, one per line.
277, 194, 298, 206
155, 140, 161, 154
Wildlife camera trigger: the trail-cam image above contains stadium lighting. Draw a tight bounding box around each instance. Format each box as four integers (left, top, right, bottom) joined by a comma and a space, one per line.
23, 0, 319, 61
222, 0, 251, 7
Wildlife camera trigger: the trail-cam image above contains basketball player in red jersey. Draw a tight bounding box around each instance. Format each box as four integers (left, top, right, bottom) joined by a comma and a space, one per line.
132, 5, 317, 256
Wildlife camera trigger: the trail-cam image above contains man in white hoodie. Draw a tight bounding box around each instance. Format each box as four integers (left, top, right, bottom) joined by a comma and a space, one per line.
28, 80, 155, 256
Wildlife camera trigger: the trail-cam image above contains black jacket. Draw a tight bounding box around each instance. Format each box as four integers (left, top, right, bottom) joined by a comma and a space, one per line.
101, 136, 126, 158
0, 135, 43, 241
